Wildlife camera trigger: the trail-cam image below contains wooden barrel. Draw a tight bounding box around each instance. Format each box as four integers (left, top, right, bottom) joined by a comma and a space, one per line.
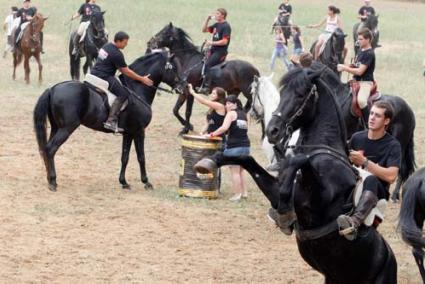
178, 134, 222, 198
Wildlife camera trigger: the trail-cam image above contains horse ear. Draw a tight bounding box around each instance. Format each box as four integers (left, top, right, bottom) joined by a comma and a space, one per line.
306, 68, 323, 82
169, 22, 173, 28
43, 16, 48, 21
344, 34, 347, 38
267, 73, 274, 80
102, 11, 106, 15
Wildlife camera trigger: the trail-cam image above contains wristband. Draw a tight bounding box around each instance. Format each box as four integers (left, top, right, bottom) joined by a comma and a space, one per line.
362, 158, 369, 169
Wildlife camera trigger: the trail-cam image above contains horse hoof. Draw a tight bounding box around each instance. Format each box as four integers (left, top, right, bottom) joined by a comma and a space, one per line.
144, 182, 154, 190
48, 183, 57, 192
121, 183, 131, 190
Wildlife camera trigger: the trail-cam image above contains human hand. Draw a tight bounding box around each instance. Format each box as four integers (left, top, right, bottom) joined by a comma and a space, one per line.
187, 83, 194, 94
337, 64, 346, 72
349, 150, 366, 167
142, 74, 153, 86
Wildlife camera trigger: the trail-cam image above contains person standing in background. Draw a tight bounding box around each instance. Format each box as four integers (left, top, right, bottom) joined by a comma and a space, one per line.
3, 6, 18, 58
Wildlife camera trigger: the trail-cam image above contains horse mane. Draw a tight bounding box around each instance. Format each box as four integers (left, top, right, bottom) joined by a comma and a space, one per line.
279, 67, 311, 94
173, 26, 201, 52
129, 51, 167, 71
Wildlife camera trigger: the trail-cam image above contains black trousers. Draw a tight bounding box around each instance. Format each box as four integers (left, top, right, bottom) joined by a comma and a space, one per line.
363, 175, 388, 200
105, 76, 130, 101
204, 50, 227, 76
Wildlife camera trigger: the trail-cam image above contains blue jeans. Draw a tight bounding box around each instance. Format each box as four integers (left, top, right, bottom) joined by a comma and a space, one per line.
293, 48, 303, 56
223, 146, 250, 157
270, 47, 292, 71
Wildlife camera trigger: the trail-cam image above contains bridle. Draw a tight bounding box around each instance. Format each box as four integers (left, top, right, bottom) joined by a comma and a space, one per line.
251, 80, 265, 120
272, 84, 319, 139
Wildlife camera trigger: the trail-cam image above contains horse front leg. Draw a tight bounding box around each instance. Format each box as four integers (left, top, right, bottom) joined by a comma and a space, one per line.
413, 247, 425, 282
83, 56, 90, 76
12, 53, 18, 80
183, 93, 194, 133
134, 131, 153, 190
173, 94, 188, 132
119, 134, 133, 189
24, 54, 30, 84
34, 53, 43, 84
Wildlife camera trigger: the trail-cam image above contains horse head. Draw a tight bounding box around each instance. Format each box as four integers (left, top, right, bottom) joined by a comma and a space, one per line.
250, 75, 264, 121
365, 14, 379, 31
150, 23, 195, 52
90, 11, 107, 43
29, 13, 47, 43
266, 67, 323, 144
331, 28, 346, 61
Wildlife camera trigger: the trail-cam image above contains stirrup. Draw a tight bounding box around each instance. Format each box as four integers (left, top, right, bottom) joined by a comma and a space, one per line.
337, 215, 358, 241
103, 122, 124, 133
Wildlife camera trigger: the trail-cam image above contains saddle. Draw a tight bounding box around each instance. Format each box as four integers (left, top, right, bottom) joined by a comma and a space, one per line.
83, 73, 128, 111
352, 167, 387, 227
350, 80, 381, 118
15, 22, 30, 43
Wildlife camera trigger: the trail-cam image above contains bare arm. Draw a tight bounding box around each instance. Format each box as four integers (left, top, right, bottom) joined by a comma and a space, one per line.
337, 64, 368, 76
188, 84, 225, 114
71, 12, 81, 20
202, 16, 212, 33
349, 151, 399, 184
308, 17, 326, 29
119, 67, 153, 86
207, 38, 229, 47
211, 111, 236, 137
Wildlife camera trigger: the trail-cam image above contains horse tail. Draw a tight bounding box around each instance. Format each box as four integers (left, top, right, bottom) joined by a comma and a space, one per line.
33, 88, 51, 160
401, 135, 416, 184
397, 173, 425, 249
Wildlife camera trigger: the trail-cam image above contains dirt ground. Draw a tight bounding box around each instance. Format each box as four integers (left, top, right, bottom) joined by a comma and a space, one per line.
0, 73, 422, 283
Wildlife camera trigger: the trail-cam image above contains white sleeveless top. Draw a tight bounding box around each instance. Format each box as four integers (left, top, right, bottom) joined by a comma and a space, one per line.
325, 15, 339, 33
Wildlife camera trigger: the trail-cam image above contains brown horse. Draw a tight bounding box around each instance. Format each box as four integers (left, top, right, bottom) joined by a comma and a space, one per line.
13, 13, 47, 84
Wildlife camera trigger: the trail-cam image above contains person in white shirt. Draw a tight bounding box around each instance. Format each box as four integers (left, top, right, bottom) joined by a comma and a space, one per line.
3, 6, 18, 57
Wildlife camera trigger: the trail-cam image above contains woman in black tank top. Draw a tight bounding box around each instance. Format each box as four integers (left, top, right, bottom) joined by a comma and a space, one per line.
208, 95, 251, 202
188, 84, 226, 136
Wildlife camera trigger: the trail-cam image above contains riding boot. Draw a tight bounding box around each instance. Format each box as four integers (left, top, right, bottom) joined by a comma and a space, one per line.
196, 76, 210, 94
72, 34, 81, 56
361, 107, 370, 128
104, 99, 124, 133
337, 191, 378, 241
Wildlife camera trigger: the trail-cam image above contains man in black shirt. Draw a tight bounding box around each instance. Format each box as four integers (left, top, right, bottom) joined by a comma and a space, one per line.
337, 28, 375, 124
90, 31, 153, 132
278, 0, 292, 18
337, 101, 401, 240
71, 0, 102, 55
198, 8, 231, 93
358, 0, 376, 22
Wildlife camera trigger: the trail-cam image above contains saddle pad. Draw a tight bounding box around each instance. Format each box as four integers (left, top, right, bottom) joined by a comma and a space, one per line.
353, 167, 387, 226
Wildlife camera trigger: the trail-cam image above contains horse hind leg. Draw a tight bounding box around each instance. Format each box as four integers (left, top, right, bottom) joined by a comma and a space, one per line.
134, 131, 153, 190
119, 134, 133, 189
45, 127, 76, 191
413, 247, 425, 282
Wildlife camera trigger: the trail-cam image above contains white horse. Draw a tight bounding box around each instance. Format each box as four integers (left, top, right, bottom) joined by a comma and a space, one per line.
250, 74, 299, 170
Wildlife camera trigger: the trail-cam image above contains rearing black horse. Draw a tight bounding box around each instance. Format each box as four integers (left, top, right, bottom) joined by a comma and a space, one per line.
310, 28, 346, 76
197, 64, 397, 282
69, 11, 108, 81
149, 23, 260, 134
34, 51, 182, 191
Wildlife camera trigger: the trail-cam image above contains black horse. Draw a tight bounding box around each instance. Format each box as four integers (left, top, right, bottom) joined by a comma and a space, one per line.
197, 64, 397, 282
398, 167, 425, 282
149, 23, 260, 134
353, 14, 379, 56
69, 11, 108, 81
34, 51, 182, 191
310, 28, 346, 75
272, 14, 291, 41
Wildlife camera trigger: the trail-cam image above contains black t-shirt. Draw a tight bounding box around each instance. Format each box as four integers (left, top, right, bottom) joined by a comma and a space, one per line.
206, 110, 225, 135
349, 130, 401, 191
354, 48, 375, 81
78, 3, 101, 22
278, 3, 292, 16
226, 110, 250, 149
16, 7, 36, 24
358, 6, 375, 21
208, 21, 231, 53
91, 43, 127, 79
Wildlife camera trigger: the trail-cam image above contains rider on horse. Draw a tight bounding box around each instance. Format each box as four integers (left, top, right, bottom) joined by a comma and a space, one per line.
337, 101, 401, 241
198, 8, 231, 93
338, 28, 375, 124
357, 0, 380, 47
90, 31, 153, 133
14, 0, 42, 52
71, 0, 101, 56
